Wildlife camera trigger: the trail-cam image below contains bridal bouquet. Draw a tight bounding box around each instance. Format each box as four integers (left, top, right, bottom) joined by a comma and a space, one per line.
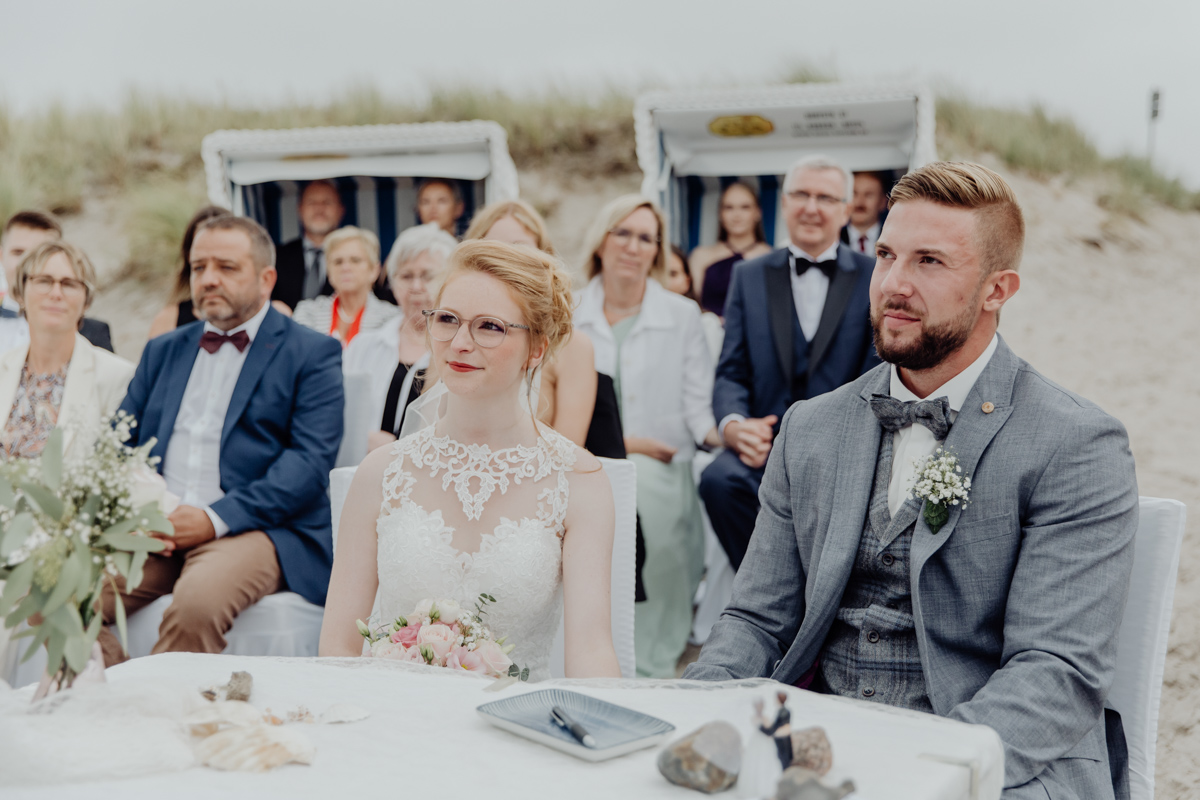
357, 594, 529, 681
0, 412, 175, 687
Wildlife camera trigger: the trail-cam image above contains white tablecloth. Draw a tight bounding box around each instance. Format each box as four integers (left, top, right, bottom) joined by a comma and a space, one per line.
4, 653, 1003, 799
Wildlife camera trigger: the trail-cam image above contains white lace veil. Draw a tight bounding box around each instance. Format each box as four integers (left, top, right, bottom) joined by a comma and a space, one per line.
397, 367, 544, 440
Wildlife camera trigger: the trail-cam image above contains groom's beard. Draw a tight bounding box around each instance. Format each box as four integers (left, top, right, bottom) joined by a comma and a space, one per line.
871, 295, 979, 372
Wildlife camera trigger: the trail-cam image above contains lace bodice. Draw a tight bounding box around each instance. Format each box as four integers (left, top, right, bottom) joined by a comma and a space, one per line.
376, 425, 577, 681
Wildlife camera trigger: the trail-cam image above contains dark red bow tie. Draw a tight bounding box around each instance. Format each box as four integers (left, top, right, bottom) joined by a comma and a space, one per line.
199, 330, 250, 354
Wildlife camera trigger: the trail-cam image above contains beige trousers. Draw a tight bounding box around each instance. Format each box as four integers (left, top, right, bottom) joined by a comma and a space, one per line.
99, 531, 282, 666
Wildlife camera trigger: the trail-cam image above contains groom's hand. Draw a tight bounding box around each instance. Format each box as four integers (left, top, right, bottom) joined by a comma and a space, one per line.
725, 416, 778, 469
152, 505, 217, 554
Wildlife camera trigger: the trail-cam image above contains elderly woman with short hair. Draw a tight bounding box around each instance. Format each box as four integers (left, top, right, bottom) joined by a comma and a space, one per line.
292, 226, 398, 347
343, 223, 458, 453
0, 241, 134, 461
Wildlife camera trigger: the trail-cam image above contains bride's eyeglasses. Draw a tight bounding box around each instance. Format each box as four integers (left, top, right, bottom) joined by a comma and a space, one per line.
423, 309, 530, 348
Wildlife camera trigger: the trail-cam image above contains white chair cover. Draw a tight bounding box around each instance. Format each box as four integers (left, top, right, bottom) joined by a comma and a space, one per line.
335, 372, 374, 469
330, 458, 638, 679
1108, 497, 1186, 800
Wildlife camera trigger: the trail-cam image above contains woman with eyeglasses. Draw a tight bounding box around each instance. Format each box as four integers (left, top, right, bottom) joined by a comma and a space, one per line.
343, 223, 457, 455
575, 195, 720, 678
321, 240, 621, 680
688, 182, 772, 319
0, 241, 134, 460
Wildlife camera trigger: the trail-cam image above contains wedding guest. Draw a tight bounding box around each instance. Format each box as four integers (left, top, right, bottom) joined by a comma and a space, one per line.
699, 155, 879, 571
292, 226, 398, 347
322, 240, 621, 679
0, 241, 134, 461
688, 183, 772, 318
667, 243, 724, 368
272, 180, 343, 310
343, 223, 456, 453
687, 162, 1137, 800
100, 215, 343, 664
0, 210, 114, 353
416, 178, 466, 236
841, 171, 890, 255
147, 205, 230, 339
575, 195, 720, 678
464, 200, 597, 446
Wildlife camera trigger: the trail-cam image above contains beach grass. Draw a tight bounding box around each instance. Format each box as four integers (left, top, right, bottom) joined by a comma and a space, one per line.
0, 83, 1195, 283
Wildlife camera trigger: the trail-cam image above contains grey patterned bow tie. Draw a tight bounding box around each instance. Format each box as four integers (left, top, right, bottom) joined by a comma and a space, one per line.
869, 394, 952, 439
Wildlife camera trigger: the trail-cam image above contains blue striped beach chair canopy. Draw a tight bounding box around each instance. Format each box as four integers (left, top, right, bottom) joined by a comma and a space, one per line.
634, 84, 936, 253
200, 121, 520, 253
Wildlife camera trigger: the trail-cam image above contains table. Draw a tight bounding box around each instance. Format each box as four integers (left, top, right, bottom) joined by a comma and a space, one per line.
4, 653, 1003, 799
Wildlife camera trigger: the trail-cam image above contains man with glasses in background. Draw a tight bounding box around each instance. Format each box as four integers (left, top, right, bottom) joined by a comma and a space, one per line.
699, 155, 880, 570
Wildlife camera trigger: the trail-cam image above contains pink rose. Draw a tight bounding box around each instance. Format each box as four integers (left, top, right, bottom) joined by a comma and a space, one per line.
472, 640, 513, 677
398, 645, 426, 664
370, 640, 404, 659
417, 623, 458, 664
390, 623, 422, 647
446, 646, 488, 674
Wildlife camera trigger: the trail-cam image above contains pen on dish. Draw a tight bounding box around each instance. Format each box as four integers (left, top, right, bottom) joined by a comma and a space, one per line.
550, 705, 596, 748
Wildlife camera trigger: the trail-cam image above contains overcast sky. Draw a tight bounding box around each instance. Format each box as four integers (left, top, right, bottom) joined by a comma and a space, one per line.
3, 0, 1197, 187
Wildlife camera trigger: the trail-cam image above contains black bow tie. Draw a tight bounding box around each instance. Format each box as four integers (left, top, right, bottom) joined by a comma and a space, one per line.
792, 255, 837, 279
199, 330, 250, 354
869, 393, 952, 439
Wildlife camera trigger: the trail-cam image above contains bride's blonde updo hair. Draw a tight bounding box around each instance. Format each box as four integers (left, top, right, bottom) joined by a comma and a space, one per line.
434, 240, 574, 366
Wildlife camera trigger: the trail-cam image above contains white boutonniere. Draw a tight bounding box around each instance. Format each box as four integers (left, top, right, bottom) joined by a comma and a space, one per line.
910, 447, 971, 534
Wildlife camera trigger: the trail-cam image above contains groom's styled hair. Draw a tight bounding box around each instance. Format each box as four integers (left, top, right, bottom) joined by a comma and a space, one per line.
889, 162, 1025, 277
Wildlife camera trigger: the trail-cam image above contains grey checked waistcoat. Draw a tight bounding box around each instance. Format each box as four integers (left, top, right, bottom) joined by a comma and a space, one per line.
816, 431, 933, 712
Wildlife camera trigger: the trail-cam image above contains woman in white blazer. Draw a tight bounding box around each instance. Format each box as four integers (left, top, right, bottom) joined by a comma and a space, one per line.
574, 195, 719, 679
293, 226, 399, 348
0, 240, 134, 462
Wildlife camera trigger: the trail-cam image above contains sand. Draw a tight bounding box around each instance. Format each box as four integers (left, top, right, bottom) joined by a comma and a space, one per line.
76, 162, 1199, 796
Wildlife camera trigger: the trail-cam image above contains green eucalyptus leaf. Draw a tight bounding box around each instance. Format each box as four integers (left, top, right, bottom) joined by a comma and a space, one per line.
78, 494, 102, 525
127, 549, 149, 591
64, 635, 90, 673
18, 482, 64, 522
109, 551, 131, 579
40, 629, 65, 673
132, 502, 173, 534
0, 478, 16, 509
0, 554, 36, 613
20, 624, 52, 664
112, 576, 128, 654
40, 549, 84, 619
41, 429, 63, 492
0, 512, 33, 559
103, 517, 140, 538
99, 530, 166, 553
6, 586, 46, 629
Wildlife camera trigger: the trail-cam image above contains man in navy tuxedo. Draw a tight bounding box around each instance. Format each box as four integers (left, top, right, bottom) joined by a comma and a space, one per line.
272, 180, 343, 311
699, 155, 880, 570
100, 216, 343, 663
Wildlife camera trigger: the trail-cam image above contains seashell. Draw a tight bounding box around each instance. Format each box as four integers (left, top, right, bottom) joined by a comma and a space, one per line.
185, 700, 263, 737
286, 706, 315, 724
201, 671, 254, 703
319, 703, 370, 724
195, 724, 315, 772
789, 727, 833, 775
262, 709, 283, 725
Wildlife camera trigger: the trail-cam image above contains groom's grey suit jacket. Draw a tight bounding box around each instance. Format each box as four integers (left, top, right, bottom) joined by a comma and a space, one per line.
685, 336, 1138, 799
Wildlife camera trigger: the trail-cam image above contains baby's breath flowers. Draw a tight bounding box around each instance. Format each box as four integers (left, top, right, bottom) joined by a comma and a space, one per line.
909, 447, 971, 534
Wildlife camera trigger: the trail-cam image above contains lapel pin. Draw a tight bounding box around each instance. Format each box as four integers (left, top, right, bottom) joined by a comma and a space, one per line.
981, 402, 995, 414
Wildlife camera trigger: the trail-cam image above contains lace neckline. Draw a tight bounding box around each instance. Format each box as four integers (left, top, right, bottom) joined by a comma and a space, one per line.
395, 425, 577, 522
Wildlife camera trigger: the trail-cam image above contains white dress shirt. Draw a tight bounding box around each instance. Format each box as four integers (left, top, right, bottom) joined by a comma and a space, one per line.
847, 222, 882, 256
163, 301, 270, 536
787, 241, 839, 342
886, 334, 998, 515
0, 296, 30, 355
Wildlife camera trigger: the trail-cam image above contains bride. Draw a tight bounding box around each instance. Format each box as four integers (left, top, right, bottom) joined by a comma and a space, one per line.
320, 241, 621, 679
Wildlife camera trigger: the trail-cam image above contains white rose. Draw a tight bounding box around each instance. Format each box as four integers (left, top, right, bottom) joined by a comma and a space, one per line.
129, 466, 180, 515
411, 599, 434, 623
435, 599, 463, 622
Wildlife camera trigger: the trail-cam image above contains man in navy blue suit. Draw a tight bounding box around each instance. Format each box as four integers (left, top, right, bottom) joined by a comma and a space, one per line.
100, 216, 343, 663
699, 155, 880, 570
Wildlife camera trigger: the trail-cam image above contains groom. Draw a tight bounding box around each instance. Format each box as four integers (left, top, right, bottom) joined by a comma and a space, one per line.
685, 162, 1138, 800
101, 216, 343, 664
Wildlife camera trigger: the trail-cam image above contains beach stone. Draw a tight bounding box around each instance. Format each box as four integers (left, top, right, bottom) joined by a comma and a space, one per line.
772, 767, 855, 800
657, 721, 743, 793
789, 726, 832, 775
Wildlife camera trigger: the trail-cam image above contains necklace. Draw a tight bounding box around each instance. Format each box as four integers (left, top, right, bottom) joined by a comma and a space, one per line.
336, 304, 359, 324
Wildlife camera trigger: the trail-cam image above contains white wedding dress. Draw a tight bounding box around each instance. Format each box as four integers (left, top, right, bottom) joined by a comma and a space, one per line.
375, 424, 577, 681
